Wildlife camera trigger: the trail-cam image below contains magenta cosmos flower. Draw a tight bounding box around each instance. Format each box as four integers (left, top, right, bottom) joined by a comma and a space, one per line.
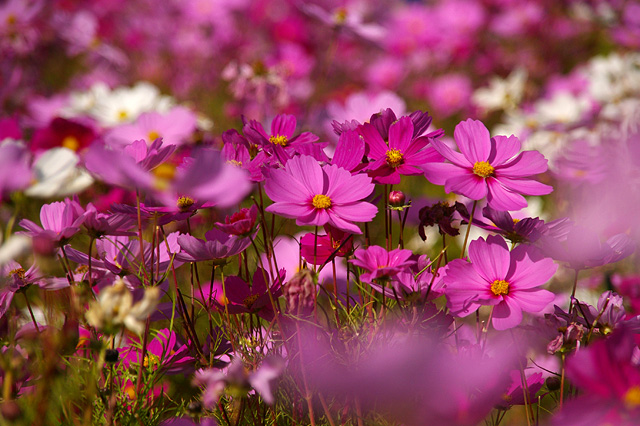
444, 235, 557, 330
423, 119, 553, 211
264, 155, 377, 234
359, 116, 442, 184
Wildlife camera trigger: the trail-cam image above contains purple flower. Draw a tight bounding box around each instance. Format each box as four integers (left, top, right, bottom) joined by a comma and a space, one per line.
359, 116, 443, 184
221, 267, 284, 321
423, 119, 553, 211
175, 229, 253, 263
82, 203, 135, 238
444, 235, 557, 330
264, 155, 377, 234
0, 261, 42, 319
350, 245, 415, 283
467, 205, 546, 244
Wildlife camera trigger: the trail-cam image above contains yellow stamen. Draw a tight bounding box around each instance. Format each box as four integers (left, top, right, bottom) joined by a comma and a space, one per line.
227, 160, 242, 167
6, 14, 16, 26
491, 279, 509, 296
473, 161, 495, 178
269, 134, 288, 146
143, 353, 160, 370
334, 7, 347, 24
148, 130, 160, 141
624, 386, 640, 408
152, 163, 176, 191
176, 196, 195, 212
62, 136, 80, 151
9, 268, 25, 279
386, 149, 404, 168
312, 194, 332, 209
117, 110, 129, 121
512, 218, 520, 224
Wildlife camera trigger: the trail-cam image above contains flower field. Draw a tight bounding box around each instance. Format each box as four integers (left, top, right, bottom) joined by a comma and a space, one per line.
1, 0, 640, 425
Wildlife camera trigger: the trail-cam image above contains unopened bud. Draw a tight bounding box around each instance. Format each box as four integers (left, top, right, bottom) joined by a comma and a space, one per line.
389, 191, 406, 207
284, 269, 316, 316
546, 376, 561, 391
0, 401, 21, 421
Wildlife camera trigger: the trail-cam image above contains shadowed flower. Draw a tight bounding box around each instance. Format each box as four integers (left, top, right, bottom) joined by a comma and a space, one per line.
350, 245, 415, 283
175, 229, 253, 264
264, 155, 377, 234
423, 119, 553, 211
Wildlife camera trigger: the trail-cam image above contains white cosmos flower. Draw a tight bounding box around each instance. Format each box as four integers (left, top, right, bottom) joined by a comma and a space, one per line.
472, 68, 527, 112
85, 278, 160, 335
26, 148, 93, 198
85, 81, 175, 127
532, 92, 591, 126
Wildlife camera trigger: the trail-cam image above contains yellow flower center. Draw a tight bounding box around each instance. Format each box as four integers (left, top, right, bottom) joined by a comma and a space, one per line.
148, 130, 161, 141
153, 163, 176, 191
491, 279, 509, 296
334, 7, 348, 24
227, 160, 242, 167
9, 268, 25, 279
62, 136, 80, 151
312, 194, 332, 209
6, 14, 16, 26
143, 353, 160, 370
624, 386, 640, 408
269, 134, 288, 146
473, 161, 495, 178
386, 149, 404, 168
243, 294, 260, 308
512, 218, 520, 224
176, 196, 195, 211
117, 110, 129, 121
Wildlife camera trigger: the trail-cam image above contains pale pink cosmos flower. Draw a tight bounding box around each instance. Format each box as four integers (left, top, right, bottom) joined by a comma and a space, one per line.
444, 235, 557, 330
264, 155, 377, 234
423, 119, 553, 211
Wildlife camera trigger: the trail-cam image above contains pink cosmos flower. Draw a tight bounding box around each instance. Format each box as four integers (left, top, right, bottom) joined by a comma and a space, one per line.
175, 229, 253, 264
444, 235, 557, 330
19, 197, 85, 245
264, 155, 377, 234
423, 119, 553, 211
350, 245, 415, 283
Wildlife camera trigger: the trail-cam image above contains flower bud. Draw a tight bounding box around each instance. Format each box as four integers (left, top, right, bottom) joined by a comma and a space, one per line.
284, 268, 316, 316
388, 190, 406, 207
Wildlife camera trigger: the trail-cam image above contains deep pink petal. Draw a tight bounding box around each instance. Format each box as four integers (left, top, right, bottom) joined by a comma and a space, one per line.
271, 114, 296, 138
430, 139, 471, 167
266, 202, 313, 219
423, 162, 465, 185
325, 165, 374, 203
492, 298, 522, 330
508, 289, 555, 313
359, 123, 388, 159
445, 173, 488, 200
468, 235, 511, 282
330, 202, 377, 222
486, 178, 527, 211
508, 248, 557, 289
388, 117, 413, 151
327, 214, 363, 234
285, 155, 325, 195
496, 177, 554, 196
332, 130, 365, 171
264, 167, 310, 203
496, 151, 549, 177
488, 135, 521, 166
454, 119, 491, 163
